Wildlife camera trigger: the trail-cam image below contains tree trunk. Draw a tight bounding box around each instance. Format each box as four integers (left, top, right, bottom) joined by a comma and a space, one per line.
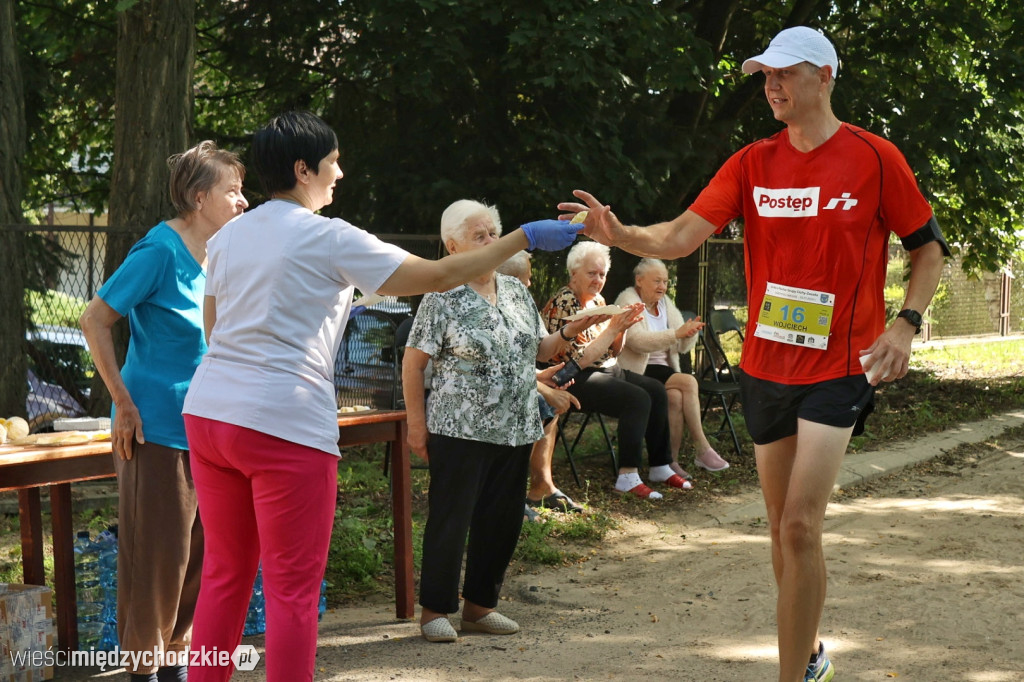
0, 0, 28, 419
95, 0, 194, 414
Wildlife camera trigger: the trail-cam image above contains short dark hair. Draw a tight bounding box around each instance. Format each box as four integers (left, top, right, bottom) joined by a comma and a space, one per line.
251, 111, 339, 195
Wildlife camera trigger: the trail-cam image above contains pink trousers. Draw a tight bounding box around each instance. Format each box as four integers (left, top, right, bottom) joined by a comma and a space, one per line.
184, 415, 338, 682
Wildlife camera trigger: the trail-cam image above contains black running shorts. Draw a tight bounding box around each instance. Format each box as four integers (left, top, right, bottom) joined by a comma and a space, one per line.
737, 370, 876, 445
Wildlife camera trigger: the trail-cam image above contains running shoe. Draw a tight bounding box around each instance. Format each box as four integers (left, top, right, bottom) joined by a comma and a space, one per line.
804, 642, 835, 682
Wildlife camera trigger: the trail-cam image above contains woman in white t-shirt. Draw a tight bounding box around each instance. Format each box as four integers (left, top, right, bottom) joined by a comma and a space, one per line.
181, 111, 582, 682
615, 258, 730, 478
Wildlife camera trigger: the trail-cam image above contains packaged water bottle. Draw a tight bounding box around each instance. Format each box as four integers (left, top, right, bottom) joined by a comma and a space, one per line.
74, 531, 103, 649
78, 621, 105, 650
98, 622, 119, 651
96, 526, 119, 651
244, 566, 266, 635
318, 580, 328, 621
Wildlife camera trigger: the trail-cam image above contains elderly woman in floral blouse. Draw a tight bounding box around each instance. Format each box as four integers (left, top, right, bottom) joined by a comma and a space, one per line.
403, 200, 602, 644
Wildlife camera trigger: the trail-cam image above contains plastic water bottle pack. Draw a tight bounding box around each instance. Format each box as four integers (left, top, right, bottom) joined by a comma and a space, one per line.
73, 531, 103, 650
243, 567, 328, 636
74, 527, 120, 651
96, 527, 119, 650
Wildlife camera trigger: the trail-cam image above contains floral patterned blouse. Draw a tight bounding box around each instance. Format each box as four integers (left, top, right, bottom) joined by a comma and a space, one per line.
540, 286, 616, 369
407, 274, 546, 447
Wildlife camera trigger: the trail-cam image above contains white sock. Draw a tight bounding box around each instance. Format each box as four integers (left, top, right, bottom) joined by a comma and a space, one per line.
648, 464, 675, 482
615, 472, 644, 492
615, 473, 663, 499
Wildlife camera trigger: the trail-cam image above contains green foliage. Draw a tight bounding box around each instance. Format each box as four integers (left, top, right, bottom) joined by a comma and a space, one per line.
13, 0, 1024, 275
828, 0, 1024, 272
326, 516, 385, 595
198, 0, 710, 235
26, 290, 88, 328
16, 1, 117, 215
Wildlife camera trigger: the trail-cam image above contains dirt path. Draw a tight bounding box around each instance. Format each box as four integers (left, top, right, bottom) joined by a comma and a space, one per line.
258, 427, 1024, 681
53, 424, 1024, 681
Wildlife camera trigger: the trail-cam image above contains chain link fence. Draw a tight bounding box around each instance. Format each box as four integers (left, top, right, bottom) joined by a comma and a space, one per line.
4, 222, 1021, 428
701, 238, 1024, 342
6, 223, 443, 423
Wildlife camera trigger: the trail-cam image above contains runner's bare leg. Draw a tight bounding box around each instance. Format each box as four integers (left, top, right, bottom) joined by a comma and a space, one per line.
755, 420, 851, 681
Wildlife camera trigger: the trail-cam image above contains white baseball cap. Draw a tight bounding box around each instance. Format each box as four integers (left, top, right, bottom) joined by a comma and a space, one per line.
741, 26, 838, 77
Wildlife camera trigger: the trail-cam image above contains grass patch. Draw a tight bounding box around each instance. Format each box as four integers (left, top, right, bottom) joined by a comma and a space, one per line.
514, 509, 617, 566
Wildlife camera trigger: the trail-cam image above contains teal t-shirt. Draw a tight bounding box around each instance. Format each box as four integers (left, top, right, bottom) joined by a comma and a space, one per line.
97, 222, 206, 449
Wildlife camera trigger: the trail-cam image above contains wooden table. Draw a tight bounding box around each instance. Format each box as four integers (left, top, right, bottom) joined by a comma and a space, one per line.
0, 410, 413, 654
336, 410, 414, 620
0, 440, 116, 652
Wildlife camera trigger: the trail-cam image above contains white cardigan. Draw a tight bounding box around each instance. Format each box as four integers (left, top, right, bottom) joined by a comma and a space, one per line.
613, 287, 698, 374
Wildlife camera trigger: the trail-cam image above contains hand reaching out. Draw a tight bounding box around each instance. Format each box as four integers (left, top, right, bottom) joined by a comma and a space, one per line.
557, 190, 622, 247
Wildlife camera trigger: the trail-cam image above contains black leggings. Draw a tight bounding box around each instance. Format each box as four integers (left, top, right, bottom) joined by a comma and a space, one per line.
567, 365, 672, 470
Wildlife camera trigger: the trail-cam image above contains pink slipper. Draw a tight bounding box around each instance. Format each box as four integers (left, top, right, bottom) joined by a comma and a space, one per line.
695, 448, 730, 472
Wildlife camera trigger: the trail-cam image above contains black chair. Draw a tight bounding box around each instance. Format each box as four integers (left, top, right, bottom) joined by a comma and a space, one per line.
393, 316, 415, 404
710, 308, 745, 343
679, 309, 699, 373
335, 308, 404, 411
382, 315, 416, 477
556, 408, 617, 487
696, 314, 744, 457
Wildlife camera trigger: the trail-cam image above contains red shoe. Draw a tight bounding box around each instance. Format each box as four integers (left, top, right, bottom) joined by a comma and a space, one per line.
661, 474, 693, 490
619, 483, 663, 500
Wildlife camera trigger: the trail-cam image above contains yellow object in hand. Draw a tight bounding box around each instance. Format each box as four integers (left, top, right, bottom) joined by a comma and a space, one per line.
570, 211, 588, 225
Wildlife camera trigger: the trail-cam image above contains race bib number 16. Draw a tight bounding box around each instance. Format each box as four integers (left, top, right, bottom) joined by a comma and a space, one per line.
754, 282, 834, 350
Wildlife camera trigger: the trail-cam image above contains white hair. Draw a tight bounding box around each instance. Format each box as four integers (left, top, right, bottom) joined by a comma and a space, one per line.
496, 250, 532, 280
439, 199, 503, 251
566, 241, 611, 274
633, 258, 668, 280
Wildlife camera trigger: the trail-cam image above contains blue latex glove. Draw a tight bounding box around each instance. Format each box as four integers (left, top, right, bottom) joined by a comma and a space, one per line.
520, 219, 583, 252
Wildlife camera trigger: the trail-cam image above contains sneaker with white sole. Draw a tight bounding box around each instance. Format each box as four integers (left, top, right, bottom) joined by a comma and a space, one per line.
804, 642, 835, 682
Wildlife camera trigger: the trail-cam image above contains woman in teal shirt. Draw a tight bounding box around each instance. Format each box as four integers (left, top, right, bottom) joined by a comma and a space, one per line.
79, 141, 247, 682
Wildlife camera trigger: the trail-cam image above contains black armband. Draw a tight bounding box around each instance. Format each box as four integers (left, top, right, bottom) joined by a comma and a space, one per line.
900, 216, 951, 257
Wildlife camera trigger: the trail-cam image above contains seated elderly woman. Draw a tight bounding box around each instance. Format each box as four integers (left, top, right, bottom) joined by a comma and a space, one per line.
403, 200, 599, 643
541, 242, 691, 499
614, 258, 730, 477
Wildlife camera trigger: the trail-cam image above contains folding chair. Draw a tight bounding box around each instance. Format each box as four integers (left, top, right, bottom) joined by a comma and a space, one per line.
383, 315, 418, 477
679, 309, 699, 374
696, 314, 744, 457
335, 308, 403, 410
556, 408, 617, 487
710, 308, 745, 342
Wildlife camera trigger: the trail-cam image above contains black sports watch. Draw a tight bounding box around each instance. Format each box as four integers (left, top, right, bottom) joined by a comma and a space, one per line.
896, 309, 923, 334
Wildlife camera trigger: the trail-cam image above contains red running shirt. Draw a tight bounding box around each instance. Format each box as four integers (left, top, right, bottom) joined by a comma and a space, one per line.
689, 124, 934, 384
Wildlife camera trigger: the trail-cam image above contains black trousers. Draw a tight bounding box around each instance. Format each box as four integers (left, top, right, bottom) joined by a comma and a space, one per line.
419, 433, 531, 614
568, 364, 672, 470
